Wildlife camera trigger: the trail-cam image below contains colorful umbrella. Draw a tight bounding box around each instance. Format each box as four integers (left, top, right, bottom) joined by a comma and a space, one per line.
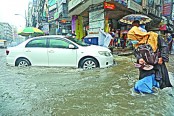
18, 27, 44, 36
119, 14, 152, 24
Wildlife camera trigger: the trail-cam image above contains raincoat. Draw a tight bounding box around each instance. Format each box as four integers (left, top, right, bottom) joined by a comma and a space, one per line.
128, 27, 173, 89
128, 26, 158, 52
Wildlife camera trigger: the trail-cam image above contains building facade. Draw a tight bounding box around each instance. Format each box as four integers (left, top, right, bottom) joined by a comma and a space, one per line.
26, 0, 174, 36
0, 22, 13, 41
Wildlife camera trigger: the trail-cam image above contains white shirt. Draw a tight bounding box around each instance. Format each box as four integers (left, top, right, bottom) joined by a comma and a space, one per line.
139, 27, 147, 32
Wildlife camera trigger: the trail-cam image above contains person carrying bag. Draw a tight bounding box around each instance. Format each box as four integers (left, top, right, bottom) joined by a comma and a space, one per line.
128, 20, 172, 93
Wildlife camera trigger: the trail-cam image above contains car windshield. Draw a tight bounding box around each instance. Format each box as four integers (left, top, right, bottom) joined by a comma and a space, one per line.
67, 37, 89, 46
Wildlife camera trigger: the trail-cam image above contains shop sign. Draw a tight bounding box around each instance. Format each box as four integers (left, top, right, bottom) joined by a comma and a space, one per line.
42, 23, 49, 34
163, 0, 172, 16
89, 9, 104, 22
89, 3, 103, 12
89, 9, 105, 33
128, 0, 142, 12
114, 0, 127, 6
148, 7, 155, 14
58, 5, 63, 14
142, 0, 147, 9
104, 2, 115, 10
42, 17, 48, 22
49, 4, 57, 11
133, 0, 142, 5
164, 0, 171, 4
68, 0, 83, 11
33, 0, 37, 7
172, 3, 174, 20
54, 12, 59, 20
148, 0, 154, 7
169, 20, 173, 25
163, 3, 172, 16
48, 9, 57, 22
57, 0, 66, 4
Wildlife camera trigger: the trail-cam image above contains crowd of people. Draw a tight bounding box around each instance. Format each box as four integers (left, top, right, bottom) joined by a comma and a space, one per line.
109, 29, 128, 49
109, 24, 174, 54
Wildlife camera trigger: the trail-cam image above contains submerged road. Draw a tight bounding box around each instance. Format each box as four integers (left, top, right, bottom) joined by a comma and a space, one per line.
0, 49, 174, 116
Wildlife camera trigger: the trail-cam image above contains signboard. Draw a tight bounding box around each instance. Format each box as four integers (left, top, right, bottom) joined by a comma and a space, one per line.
128, 0, 142, 12
68, 0, 83, 11
114, 0, 127, 6
48, 0, 56, 6
49, 4, 57, 11
33, 0, 37, 7
104, 2, 115, 10
89, 3, 103, 12
148, 0, 154, 7
42, 23, 49, 34
57, 0, 66, 4
48, 9, 57, 22
89, 10, 104, 22
133, 0, 142, 5
164, 0, 171, 4
172, 3, 174, 20
58, 4, 63, 14
163, 0, 172, 16
89, 9, 105, 33
54, 12, 59, 20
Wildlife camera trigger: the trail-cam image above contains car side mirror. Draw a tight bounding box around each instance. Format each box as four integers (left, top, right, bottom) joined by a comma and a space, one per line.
69, 44, 75, 49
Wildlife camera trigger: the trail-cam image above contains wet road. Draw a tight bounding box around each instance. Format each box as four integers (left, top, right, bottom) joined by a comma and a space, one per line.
0, 49, 174, 116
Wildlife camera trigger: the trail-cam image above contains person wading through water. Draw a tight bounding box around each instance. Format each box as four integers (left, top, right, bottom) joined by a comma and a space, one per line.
128, 20, 173, 90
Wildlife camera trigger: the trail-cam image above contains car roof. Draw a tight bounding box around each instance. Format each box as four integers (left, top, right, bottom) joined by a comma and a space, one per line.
30, 35, 65, 40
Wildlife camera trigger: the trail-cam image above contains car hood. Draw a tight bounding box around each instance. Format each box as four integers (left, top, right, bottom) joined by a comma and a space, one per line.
81, 45, 111, 52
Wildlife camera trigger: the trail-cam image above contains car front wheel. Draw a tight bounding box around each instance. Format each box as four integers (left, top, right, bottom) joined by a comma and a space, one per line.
80, 58, 99, 70
16, 58, 31, 67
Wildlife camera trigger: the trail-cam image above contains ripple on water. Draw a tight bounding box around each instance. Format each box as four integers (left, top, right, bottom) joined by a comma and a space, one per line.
1, 49, 174, 115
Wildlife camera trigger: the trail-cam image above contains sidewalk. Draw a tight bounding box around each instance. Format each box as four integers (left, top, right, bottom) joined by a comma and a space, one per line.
110, 47, 134, 56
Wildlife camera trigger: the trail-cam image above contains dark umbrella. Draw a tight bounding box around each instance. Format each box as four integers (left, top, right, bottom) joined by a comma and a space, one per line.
119, 14, 152, 24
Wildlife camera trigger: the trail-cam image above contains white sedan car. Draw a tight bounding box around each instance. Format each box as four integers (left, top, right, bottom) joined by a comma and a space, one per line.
6, 35, 114, 69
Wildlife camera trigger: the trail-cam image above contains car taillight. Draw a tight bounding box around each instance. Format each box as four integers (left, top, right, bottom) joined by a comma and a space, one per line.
6, 50, 9, 55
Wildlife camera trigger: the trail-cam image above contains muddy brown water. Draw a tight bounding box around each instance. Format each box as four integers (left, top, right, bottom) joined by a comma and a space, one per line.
0, 49, 174, 116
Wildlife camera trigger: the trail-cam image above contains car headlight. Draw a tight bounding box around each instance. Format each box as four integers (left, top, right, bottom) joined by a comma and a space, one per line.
98, 51, 111, 56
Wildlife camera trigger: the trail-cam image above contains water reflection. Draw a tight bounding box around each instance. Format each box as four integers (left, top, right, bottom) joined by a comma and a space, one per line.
0, 49, 174, 115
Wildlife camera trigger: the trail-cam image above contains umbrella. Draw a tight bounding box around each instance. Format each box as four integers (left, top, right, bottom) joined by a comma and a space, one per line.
18, 27, 44, 36
119, 14, 152, 24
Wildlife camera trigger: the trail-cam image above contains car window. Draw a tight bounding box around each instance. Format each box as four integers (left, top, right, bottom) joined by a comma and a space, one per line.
66, 37, 89, 46
49, 38, 70, 49
25, 38, 47, 48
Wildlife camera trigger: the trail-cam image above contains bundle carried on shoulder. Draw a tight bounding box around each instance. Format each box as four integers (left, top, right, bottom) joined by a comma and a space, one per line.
136, 44, 159, 65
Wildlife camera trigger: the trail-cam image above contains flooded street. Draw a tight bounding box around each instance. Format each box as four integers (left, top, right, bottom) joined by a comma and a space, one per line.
0, 49, 174, 116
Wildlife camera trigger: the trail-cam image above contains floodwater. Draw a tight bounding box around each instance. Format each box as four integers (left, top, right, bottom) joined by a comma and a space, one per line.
0, 49, 174, 116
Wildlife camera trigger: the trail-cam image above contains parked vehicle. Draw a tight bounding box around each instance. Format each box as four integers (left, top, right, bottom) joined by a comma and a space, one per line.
6, 35, 114, 69
0, 40, 7, 48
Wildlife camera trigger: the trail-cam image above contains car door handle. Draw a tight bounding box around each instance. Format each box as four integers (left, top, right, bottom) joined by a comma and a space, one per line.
26, 50, 31, 52
48, 50, 54, 53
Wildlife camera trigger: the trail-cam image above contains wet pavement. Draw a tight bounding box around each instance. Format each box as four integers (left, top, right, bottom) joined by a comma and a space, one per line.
0, 49, 174, 116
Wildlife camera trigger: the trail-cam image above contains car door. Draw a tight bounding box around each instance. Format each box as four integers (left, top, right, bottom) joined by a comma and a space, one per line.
25, 38, 48, 66
47, 37, 77, 67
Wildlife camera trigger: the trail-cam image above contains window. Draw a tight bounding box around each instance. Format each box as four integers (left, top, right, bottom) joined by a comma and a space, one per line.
49, 38, 70, 48
26, 38, 47, 48
66, 37, 89, 46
